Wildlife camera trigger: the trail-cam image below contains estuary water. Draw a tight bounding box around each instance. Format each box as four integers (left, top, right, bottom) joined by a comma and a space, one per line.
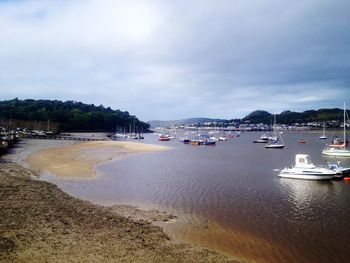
50, 131, 350, 263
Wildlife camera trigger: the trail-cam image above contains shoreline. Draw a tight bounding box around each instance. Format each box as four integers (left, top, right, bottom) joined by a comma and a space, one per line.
1, 139, 237, 262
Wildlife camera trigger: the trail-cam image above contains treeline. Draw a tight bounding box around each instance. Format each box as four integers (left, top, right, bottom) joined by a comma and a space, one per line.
0, 98, 150, 132
241, 108, 345, 124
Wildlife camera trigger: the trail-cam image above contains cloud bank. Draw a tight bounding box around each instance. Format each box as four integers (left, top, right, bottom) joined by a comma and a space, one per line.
1, 0, 350, 120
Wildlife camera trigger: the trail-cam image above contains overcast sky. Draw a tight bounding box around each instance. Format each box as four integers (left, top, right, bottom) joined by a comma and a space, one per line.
1, 0, 350, 121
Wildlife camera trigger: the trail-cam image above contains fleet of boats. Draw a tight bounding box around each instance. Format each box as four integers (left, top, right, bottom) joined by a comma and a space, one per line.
2, 102, 350, 181
152, 103, 350, 181
0, 129, 21, 156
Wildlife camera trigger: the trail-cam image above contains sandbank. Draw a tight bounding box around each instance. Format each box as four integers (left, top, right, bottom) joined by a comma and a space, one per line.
26, 140, 169, 178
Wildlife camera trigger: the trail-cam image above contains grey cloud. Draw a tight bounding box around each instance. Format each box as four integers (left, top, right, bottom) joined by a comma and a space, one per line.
0, 0, 350, 120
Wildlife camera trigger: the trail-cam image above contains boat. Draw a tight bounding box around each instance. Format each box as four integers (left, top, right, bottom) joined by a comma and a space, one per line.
179, 137, 190, 144
329, 136, 349, 148
253, 137, 269, 143
159, 135, 170, 141
201, 138, 216, 146
0, 140, 8, 155
278, 154, 346, 180
268, 135, 278, 142
114, 133, 128, 139
265, 115, 285, 149
298, 139, 307, 144
253, 131, 269, 143
322, 102, 350, 157
190, 139, 200, 146
319, 122, 327, 140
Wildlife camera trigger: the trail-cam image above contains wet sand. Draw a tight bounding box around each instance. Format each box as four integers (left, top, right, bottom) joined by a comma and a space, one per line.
27, 140, 170, 178
0, 139, 237, 262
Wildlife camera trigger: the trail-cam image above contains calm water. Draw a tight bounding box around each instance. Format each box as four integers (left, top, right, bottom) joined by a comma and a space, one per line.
47, 131, 350, 263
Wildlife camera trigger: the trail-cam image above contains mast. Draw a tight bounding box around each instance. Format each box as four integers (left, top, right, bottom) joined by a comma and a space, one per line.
323, 122, 325, 137
344, 101, 346, 148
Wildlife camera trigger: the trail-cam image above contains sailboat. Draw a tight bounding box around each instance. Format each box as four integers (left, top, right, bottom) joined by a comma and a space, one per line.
319, 122, 327, 140
322, 102, 350, 157
265, 115, 285, 149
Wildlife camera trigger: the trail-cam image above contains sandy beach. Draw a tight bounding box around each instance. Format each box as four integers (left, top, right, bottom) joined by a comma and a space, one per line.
0, 139, 236, 262
27, 140, 170, 178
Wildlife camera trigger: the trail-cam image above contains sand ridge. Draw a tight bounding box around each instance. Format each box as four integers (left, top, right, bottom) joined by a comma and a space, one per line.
26, 140, 170, 178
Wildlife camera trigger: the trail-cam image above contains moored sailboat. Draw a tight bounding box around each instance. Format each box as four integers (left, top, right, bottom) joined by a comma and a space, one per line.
322, 102, 350, 157
319, 122, 327, 140
265, 115, 285, 149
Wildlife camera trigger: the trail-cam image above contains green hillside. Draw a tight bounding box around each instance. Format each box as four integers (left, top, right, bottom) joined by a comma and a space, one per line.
0, 98, 149, 132
242, 108, 345, 124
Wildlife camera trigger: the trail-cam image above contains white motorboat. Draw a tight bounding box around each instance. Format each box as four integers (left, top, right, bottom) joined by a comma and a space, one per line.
279, 154, 346, 180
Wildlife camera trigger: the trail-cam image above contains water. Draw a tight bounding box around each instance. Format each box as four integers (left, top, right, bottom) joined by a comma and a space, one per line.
49, 131, 350, 262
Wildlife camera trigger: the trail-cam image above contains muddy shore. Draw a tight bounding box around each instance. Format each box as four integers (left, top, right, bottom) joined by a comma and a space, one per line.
0, 140, 237, 262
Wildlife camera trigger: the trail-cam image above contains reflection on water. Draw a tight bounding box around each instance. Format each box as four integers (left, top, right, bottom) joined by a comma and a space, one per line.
46, 132, 350, 262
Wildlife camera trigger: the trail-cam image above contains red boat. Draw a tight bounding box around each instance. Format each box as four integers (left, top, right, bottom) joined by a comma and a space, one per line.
159, 136, 170, 141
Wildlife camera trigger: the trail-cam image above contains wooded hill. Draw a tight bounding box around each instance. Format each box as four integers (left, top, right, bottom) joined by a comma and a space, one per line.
0, 99, 150, 132
242, 108, 346, 124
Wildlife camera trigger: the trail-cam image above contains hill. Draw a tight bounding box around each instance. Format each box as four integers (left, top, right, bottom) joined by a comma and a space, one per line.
0, 98, 149, 132
242, 108, 344, 124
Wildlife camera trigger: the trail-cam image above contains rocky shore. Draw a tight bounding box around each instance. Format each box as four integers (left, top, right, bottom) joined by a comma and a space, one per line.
0, 153, 237, 262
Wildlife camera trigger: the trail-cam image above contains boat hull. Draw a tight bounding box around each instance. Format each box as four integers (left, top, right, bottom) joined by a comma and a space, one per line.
253, 139, 268, 143
159, 137, 170, 141
278, 172, 334, 180
322, 148, 350, 157
265, 144, 285, 149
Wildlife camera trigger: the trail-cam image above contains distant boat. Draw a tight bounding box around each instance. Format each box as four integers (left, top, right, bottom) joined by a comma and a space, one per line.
298, 139, 307, 144
114, 133, 128, 139
278, 154, 348, 180
179, 137, 190, 144
253, 131, 269, 143
0, 140, 8, 155
159, 135, 171, 141
201, 138, 216, 146
319, 122, 327, 140
190, 139, 200, 146
265, 115, 285, 149
322, 102, 350, 157
253, 137, 269, 143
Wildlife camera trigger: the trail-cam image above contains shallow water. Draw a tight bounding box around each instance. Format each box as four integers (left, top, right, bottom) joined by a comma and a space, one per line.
48, 131, 350, 262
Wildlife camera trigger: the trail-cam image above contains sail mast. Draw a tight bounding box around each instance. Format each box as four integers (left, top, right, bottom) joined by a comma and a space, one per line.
344, 101, 346, 148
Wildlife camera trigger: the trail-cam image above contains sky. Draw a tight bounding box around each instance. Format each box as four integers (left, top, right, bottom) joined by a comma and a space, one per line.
0, 0, 350, 121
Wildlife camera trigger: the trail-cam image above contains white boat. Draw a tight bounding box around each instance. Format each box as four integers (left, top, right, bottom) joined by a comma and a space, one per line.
322, 102, 350, 157
114, 133, 128, 139
265, 115, 285, 149
253, 133, 269, 143
279, 154, 344, 180
319, 122, 327, 139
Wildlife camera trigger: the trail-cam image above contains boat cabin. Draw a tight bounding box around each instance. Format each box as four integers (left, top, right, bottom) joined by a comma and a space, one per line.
295, 154, 316, 168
